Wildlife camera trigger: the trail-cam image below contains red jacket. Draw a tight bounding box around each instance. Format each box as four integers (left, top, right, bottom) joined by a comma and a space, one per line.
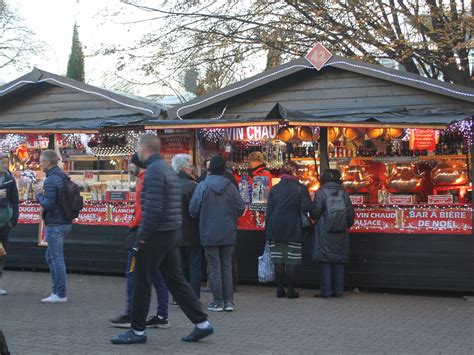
248, 165, 273, 189
130, 171, 145, 228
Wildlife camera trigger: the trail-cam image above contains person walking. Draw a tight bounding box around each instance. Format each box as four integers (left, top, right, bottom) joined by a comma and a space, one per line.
189, 156, 244, 312
111, 134, 213, 345
36, 150, 73, 303
172, 154, 202, 300
0, 154, 19, 296
265, 161, 312, 299
311, 169, 355, 298
110, 153, 170, 329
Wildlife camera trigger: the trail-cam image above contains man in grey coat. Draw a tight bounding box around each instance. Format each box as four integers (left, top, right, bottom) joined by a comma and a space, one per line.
189, 156, 244, 312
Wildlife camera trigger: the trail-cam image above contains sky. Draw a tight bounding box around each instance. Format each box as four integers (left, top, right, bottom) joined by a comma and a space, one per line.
0, 0, 170, 97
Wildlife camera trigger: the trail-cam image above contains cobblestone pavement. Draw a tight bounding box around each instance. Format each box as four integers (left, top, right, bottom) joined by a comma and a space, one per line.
0, 271, 472, 355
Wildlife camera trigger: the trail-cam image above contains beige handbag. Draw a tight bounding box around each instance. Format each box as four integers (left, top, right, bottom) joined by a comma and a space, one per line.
0, 242, 5, 258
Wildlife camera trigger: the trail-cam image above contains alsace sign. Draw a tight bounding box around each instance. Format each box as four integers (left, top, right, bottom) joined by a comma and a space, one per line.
225, 126, 278, 141
305, 42, 333, 70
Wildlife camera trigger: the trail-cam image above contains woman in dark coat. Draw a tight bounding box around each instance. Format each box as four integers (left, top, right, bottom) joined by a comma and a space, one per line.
265, 161, 312, 299
311, 169, 355, 298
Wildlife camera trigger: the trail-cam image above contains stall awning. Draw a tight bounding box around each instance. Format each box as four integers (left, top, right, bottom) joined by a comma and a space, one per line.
0, 115, 149, 133
265, 103, 474, 128
145, 103, 473, 130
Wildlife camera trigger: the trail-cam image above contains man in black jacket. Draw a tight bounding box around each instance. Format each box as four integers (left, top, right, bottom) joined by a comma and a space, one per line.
0, 154, 19, 296
112, 135, 213, 345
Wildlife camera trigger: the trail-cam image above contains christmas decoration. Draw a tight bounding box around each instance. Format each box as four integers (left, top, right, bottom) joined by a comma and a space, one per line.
446, 118, 473, 146
0, 134, 26, 152
200, 128, 225, 143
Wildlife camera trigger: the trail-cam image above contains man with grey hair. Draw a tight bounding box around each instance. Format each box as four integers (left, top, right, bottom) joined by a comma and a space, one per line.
171, 154, 201, 300
112, 135, 213, 346
36, 150, 72, 303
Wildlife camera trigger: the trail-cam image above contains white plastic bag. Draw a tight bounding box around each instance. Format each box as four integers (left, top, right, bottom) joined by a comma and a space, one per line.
258, 241, 275, 283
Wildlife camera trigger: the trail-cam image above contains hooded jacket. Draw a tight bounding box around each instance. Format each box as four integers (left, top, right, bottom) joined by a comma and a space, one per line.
189, 174, 244, 247
311, 182, 355, 263
0, 171, 19, 227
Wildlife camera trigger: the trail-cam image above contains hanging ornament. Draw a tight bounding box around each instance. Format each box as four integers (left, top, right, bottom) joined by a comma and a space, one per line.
0, 134, 27, 152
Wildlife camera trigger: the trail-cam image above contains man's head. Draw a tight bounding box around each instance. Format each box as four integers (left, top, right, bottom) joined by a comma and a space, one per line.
208, 155, 226, 175
321, 169, 342, 185
137, 134, 161, 163
0, 154, 9, 173
281, 160, 299, 176
171, 154, 193, 176
40, 150, 60, 173
248, 151, 265, 169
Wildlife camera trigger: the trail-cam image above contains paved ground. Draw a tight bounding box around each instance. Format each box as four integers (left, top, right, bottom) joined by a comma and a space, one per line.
0, 271, 472, 355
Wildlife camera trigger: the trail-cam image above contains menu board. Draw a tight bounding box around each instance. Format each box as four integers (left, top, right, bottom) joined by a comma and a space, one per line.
158, 133, 193, 163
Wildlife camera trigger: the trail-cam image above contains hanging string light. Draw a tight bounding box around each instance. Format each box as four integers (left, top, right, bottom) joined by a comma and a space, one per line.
446, 118, 473, 146
0, 134, 27, 152
200, 128, 225, 143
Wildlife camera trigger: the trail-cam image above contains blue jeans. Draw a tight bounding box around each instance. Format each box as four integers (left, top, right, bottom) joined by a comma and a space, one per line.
205, 246, 234, 304
180, 247, 202, 299
125, 251, 169, 318
45, 224, 72, 298
319, 262, 345, 297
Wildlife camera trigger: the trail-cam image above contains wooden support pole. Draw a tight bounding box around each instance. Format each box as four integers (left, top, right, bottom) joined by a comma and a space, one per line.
320, 127, 329, 173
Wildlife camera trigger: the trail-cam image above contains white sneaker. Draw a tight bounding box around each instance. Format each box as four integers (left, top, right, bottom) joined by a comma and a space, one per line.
0, 288, 7, 295
41, 294, 67, 303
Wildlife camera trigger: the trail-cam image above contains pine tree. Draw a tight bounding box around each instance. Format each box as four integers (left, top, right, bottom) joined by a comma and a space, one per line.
66, 24, 85, 82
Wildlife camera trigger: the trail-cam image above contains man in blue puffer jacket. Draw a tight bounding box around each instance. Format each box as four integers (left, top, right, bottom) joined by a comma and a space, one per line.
36, 150, 72, 304
112, 134, 213, 346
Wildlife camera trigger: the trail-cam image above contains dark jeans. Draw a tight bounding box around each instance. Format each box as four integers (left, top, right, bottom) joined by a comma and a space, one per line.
125, 251, 169, 318
180, 247, 202, 299
0, 329, 10, 355
0, 226, 10, 279
130, 230, 207, 332
204, 246, 234, 304
319, 262, 345, 297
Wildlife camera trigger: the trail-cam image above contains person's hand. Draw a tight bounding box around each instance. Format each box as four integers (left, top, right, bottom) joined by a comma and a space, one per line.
0, 189, 6, 199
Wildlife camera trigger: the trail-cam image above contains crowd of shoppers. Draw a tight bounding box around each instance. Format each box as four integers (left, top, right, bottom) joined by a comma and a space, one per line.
0, 133, 355, 349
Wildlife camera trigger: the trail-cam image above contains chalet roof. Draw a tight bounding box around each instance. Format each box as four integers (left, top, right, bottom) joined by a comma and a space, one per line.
167, 55, 474, 120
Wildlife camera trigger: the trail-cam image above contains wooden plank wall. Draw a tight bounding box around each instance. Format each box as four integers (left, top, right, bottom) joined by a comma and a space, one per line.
0, 83, 136, 123
193, 67, 473, 119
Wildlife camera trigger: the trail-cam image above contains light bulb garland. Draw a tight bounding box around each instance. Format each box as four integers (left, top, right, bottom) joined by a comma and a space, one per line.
200, 128, 225, 143
0, 134, 27, 152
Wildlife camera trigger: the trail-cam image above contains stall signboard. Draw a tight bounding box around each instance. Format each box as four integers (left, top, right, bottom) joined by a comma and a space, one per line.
158, 133, 193, 163
225, 126, 278, 141
109, 202, 135, 226
409, 129, 438, 151
401, 207, 472, 234
75, 203, 109, 225
351, 208, 399, 233
427, 195, 453, 204
18, 202, 41, 224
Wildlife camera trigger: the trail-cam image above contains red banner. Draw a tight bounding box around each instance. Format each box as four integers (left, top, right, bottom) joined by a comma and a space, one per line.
409, 129, 437, 151
158, 133, 192, 163
109, 202, 135, 226
350, 208, 399, 233
401, 208, 472, 233
18, 202, 41, 224
75, 203, 109, 225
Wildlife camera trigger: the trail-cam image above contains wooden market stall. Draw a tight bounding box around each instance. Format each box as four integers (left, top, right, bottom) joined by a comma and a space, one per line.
155, 51, 474, 292
0, 68, 164, 273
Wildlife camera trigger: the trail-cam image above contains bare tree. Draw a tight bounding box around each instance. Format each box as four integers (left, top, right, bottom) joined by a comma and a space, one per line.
0, 0, 43, 70
107, 0, 472, 91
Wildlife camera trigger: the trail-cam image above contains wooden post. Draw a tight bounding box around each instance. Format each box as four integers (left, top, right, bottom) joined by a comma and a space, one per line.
319, 127, 329, 173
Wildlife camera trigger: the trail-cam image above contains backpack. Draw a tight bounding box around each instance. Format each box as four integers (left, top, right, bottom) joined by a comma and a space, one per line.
60, 175, 84, 220
323, 189, 347, 233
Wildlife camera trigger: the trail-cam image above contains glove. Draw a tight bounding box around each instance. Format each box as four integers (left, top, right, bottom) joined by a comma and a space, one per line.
125, 229, 138, 251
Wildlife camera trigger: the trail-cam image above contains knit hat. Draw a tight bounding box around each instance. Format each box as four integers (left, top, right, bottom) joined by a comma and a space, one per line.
130, 152, 147, 169
208, 155, 226, 175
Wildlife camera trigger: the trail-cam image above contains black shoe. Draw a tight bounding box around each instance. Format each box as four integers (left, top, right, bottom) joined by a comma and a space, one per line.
182, 325, 214, 342
314, 293, 331, 299
331, 293, 343, 298
276, 288, 286, 298
224, 302, 234, 312
146, 315, 170, 329
170, 301, 180, 308
110, 314, 131, 329
287, 290, 300, 299
111, 329, 147, 344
